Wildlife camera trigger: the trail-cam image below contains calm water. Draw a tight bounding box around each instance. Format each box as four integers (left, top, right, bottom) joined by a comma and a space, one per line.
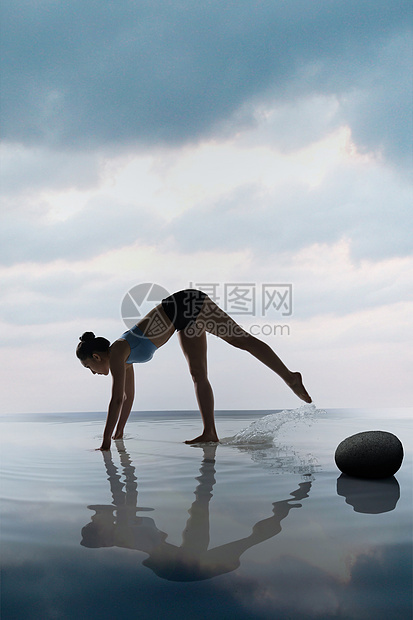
1, 407, 412, 620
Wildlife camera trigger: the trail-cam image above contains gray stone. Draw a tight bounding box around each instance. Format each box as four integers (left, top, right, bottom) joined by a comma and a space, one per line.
335, 430, 404, 479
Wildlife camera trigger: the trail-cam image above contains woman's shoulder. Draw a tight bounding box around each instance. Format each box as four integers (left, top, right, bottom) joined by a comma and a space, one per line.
110, 337, 130, 359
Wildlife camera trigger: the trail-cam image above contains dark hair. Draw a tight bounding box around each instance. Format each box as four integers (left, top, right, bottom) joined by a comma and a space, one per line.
76, 332, 110, 361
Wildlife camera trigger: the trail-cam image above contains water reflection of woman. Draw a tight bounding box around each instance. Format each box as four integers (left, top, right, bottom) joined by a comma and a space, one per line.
81, 442, 312, 582
75, 289, 311, 450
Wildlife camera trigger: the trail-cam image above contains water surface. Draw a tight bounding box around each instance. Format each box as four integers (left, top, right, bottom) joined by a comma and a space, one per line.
1, 407, 412, 619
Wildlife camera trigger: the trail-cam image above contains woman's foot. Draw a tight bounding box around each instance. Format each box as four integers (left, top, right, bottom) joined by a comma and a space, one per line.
286, 372, 312, 403
185, 432, 219, 444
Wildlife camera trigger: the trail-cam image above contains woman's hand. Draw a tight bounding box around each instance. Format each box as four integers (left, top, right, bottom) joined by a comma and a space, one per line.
99, 352, 127, 451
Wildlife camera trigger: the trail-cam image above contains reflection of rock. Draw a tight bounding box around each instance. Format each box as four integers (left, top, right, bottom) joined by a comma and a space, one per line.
335, 431, 404, 479
337, 474, 400, 514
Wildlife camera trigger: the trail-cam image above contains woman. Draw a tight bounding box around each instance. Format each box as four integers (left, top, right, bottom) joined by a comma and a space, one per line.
76, 289, 311, 450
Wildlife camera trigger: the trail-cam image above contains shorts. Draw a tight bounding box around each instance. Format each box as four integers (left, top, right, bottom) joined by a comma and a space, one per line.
161, 289, 207, 331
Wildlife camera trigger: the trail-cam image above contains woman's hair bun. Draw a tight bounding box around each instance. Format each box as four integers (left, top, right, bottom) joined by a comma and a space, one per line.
76, 332, 110, 360
80, 332, 95, 342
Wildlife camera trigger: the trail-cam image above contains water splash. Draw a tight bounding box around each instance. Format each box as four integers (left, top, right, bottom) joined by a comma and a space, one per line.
221, 404, 323, 446
221, 404, 326, 477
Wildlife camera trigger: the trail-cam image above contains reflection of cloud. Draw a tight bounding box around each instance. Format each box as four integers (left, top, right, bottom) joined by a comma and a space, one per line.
3, 540, 411, 619
230, 544, 412, 619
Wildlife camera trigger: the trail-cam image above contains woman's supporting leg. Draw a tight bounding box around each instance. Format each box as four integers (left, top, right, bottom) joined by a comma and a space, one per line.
178, 329, 219, 443
197, 298, 312, 403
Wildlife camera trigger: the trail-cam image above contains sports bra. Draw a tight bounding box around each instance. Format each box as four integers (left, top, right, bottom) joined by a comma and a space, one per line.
120, 325, 158, 364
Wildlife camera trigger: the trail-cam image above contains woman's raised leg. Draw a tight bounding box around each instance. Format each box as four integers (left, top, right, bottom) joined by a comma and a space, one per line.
178, 329, 219, 443
196, 298, 312, 403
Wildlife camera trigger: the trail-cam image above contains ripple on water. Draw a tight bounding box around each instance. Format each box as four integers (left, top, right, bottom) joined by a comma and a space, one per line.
0, 449, 101, 496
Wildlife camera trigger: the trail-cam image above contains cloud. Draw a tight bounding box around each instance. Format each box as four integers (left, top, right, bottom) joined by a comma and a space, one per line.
2, 160, 410, 267
1, 0, 411, 166
168, 162, 413, 261
335, 33, 413, 169
1, 123, 411, 269
0, 193, 164, 265
0, 144, 102, 196
0, 264, 113, 327
0, 2, 412, 415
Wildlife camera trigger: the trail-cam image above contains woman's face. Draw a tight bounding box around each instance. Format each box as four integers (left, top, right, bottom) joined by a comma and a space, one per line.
81, 353, 110, 376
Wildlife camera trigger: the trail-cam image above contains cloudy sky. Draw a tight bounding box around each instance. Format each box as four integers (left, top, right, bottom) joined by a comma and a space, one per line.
1, 0, 412, 415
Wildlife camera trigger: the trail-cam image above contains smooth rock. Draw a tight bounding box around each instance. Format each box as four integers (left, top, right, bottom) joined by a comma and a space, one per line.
334, 430, 404, 479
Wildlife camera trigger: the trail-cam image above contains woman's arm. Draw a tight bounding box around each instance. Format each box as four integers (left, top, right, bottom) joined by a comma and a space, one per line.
99, 352, 127, 451
113, 365, 135, 439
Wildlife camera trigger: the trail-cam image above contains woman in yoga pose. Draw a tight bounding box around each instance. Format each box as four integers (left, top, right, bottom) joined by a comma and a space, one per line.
76, 289, 311, 450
